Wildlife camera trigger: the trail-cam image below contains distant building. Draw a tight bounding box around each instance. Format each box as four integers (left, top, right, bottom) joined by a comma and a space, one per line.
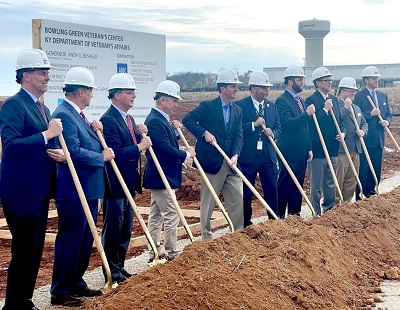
263, 64, 400, 89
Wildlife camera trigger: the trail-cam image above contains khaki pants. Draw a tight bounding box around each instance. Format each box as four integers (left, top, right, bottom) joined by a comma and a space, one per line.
147, 189, 180, 259
200, 160, 244, 239
336, 152, 360, 202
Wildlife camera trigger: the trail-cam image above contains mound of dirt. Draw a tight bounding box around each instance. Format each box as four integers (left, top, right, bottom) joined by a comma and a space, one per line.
89, 189, 400, 310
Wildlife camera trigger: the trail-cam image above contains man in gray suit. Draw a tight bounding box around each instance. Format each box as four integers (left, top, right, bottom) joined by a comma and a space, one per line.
335, 77, 368, 202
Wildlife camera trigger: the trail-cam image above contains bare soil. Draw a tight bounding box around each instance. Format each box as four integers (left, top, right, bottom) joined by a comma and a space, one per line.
1, 100, 400, 309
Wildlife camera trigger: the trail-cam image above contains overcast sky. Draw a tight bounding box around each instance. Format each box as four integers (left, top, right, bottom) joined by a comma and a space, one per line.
0, 0, 398, 95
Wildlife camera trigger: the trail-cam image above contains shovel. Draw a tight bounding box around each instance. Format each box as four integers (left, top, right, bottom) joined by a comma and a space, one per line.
58, 133, 117, 292
143, 133, 195, 242
96, 130, 166, 266
261, 125, 315, 216
176, 127, 234, 232
211, 140, 278, 220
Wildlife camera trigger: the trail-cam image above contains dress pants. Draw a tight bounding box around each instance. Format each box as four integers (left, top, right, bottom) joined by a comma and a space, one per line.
357, 145, 383, 198
241, 151, 278, 227
200, 160, 243, 239
51, 199, 98, 296
101, 198, 134, 279
147, 189, 180, 259
2, 199, 49, 310
277, 159, 307, 218
309, 156, 338, 216
336, 152, 359, 202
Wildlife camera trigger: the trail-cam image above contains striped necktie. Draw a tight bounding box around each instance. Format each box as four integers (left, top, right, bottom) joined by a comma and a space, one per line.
296, 95, 304, 113
36, 101, 48, 123
258, 103, 264, 117
126, 115, 140, 171
80, 111, 88, 124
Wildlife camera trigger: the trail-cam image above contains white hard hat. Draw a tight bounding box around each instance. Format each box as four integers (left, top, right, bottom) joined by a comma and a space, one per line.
108, 73, 139, 91
284, 65, 306, 78
338, 77, 358, 90
216, 69, 242, 84
248, 71, 273, 87
16, 49, 53, 71
312, 66, 333, 82
362, 66, 380, 78
64, 67, 97, 89
156, 80, 182, 100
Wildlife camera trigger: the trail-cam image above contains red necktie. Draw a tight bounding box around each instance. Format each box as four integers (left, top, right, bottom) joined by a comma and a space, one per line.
36, 101, 48, 123
126, 115, 140, 171
296, 95, 304, 113
80, 111, 88, 124
126, 115, 138, 144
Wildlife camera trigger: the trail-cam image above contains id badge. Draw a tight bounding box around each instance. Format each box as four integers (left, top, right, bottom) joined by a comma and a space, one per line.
257, 140, 263, 150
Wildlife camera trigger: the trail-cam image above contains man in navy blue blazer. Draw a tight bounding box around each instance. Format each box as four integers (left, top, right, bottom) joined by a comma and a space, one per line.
353, 66, 392, 198
0, 49, 64, 310
275, 65, 314, 218
144, 80, 195, 263
100, 73, 151, 284
183, 69, 244, 239
235, 72, 281, 225
50, 67, 115, 307
305, 67, 345, 216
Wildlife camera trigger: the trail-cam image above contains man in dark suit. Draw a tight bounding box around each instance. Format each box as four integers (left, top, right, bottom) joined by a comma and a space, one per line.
0, 49, 64, 310
100, 73, 152, 284
183, 69, 244, 239
305, 67, 345, 216
144, 80, 195, 263
235, 71, 281, 225
275, 65, 314, 218
353, 66, 392, 198
50, 67, 115, 307
336, 77, 368, 202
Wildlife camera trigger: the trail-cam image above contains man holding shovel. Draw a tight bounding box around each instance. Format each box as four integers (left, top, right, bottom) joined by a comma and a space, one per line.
144, 80, 195, 263
50, 67, 114, 307
235, 71, 281, 225
183, 69, 244, 239
353, 66, 392, 199
0, 49, 64, 310
100, 73, 151, 284
305, 67, 345, 216
335, 77, 368, 202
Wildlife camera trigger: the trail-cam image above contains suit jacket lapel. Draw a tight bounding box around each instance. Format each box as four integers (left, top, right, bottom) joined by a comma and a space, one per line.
63, 101, 99, 141
152, 108, 178, 147
286, 91, 302, 114
21, 90, 48, 128
111, 105, 132, 141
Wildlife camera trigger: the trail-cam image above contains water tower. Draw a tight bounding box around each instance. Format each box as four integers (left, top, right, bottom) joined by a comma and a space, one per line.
298, 19, 330, 67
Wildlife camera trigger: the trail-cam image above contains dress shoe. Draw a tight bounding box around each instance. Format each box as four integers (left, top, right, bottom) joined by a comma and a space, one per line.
112, 274, 127, 284
120, 268, 134, 278
31, 307, 40, 310
148, 252, 167, 264
71, 286, 103, 297
51, 294, 83, 307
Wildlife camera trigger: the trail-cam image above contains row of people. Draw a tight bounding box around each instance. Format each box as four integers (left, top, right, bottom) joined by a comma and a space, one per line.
0, 49, 194, 309
234, 64, 390, 222
0, 49, 392, 309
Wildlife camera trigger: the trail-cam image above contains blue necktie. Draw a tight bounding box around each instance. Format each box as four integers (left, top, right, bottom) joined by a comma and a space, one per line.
371, 90, 379, 109
223, 105, 230, 131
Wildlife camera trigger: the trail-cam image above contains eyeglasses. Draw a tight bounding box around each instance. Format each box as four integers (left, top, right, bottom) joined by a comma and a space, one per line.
116, 90, 136, 95
320, 79, 333, 83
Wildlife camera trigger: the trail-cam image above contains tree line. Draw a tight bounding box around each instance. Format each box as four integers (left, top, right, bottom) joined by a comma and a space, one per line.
167, 71, 253, 92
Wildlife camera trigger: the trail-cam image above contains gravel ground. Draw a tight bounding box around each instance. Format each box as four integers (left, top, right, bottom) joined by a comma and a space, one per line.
1, 172, 400, 309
